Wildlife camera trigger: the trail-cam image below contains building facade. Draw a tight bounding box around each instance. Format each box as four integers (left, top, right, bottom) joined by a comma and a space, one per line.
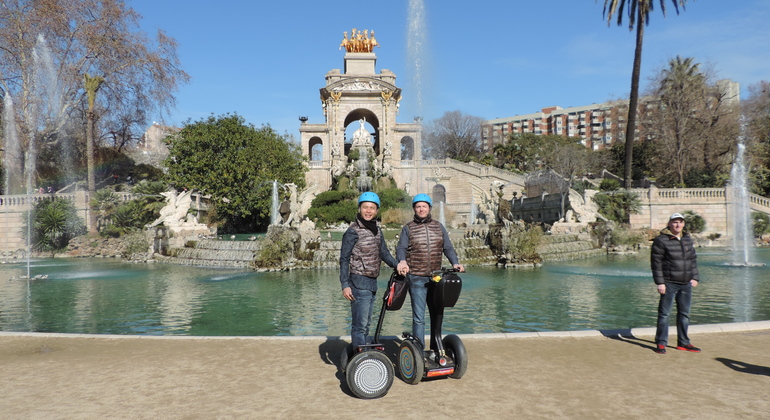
482, 80, 740, 151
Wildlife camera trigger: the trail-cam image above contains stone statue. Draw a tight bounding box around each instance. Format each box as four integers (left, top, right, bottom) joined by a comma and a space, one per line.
331, 140, 340, 157
352, 118, 372, 147
282, 182, 320, 227
469, 181, 503, 224
148, 189, 196, 228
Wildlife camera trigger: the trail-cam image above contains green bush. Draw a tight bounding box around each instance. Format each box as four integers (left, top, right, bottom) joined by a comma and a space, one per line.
682, 210, 706, 234
753, 212, 770, 237
505, 225, 543, 262
609, 227, 646, 247
599, 178, 621, 192
592, 190, 641, 224
25, 197, 87, 253
122, 232, 150, 257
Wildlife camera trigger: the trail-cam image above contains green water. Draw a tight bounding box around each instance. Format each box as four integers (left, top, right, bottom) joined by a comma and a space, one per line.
1, 248, 768, 336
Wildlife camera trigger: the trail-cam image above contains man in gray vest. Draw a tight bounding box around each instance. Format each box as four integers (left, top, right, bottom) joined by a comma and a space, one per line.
396, 193, 464, 350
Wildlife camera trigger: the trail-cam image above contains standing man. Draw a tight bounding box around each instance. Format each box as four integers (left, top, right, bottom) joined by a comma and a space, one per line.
651, 212, 700, 354
396, 193, 464, 350
340, 192, 397, 350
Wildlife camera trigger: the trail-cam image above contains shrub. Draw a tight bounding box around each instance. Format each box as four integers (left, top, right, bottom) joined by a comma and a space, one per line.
592, 190, 641, 224
123, 232, 150, 257
505, 224, 543, 262
599, 178, 621, 192
25, 197, 87, 253
682, 210, 706, 234
609, 227, 646, 247
753, 212, 770, 237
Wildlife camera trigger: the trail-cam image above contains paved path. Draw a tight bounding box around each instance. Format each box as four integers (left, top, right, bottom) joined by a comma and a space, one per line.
1, 322, 769, 419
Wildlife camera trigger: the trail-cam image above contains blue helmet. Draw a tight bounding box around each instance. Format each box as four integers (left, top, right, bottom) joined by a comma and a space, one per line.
412, 193, 432, 208
358, 191, 381, 207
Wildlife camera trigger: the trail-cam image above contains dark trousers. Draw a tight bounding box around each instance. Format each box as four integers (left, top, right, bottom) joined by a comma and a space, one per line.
655, 282, 693, 346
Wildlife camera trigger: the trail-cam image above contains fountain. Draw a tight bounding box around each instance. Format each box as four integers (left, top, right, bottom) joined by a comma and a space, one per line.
350, 118, 374, 192
728, 127, 765, 267
271, 180, 281, 225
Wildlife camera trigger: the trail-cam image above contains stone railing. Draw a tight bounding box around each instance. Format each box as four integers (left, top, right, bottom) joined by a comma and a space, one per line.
750, 193, 770, 211
0, 193, 77, 207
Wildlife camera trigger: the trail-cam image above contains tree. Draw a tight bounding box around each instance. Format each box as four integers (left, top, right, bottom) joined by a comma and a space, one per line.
645, 56, 738, 186
602, 0, 690, 188
743, 81, 770, 195
85, 73, 104, 233
0, 0, 189, 194
163, 114, 306, 232
422, 111, 484, 161
493, 133, 586, 176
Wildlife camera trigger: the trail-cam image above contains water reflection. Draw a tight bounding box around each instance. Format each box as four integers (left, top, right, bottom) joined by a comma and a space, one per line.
1, 248, 768, 336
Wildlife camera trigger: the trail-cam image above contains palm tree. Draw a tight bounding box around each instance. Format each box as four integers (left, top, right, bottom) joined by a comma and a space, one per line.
602, 0, 690, 188
84, 73, 104, 234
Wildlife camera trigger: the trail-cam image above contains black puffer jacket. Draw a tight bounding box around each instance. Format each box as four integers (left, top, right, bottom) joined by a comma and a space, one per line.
651, 228, 699, 285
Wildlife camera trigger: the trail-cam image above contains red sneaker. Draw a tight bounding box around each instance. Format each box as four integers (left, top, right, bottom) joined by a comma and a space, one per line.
654, 344, 666, 354
676, 344, 701, 352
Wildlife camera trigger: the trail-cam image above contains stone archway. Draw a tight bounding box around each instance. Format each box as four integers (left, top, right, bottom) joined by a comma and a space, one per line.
400, 136, 414, 161
433, 184, 447, 203
309, 137, 323, 162
343, 109, 380, 157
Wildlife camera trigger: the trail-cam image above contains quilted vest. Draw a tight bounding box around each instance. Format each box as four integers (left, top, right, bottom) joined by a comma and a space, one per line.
349, 220, 384, 278
405, 220, 444, 276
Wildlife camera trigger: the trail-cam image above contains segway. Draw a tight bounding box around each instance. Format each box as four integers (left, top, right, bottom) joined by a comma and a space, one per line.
398, 267, 467, 384
340, 271, 409, 399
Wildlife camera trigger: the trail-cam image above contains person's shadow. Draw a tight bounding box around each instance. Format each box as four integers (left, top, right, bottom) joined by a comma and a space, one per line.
600, 328, 658, 351
716, 358, 770, 376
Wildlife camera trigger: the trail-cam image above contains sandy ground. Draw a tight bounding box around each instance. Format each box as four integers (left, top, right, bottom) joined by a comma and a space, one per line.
1, 327, 769, 420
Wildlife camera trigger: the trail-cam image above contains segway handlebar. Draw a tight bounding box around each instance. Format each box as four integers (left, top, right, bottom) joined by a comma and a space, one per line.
431, 267, 459, 276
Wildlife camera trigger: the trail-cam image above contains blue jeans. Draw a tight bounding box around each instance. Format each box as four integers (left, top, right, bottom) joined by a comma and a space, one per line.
655, 282, 693, 346
350, 286, 376, 348
407, 274, 429, 349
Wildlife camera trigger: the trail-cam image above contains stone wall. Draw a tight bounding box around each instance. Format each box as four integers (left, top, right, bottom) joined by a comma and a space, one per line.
628, 186, 770, 235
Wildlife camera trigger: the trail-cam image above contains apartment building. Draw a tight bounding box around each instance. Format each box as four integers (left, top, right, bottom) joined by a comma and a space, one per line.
482, 80, 740, 151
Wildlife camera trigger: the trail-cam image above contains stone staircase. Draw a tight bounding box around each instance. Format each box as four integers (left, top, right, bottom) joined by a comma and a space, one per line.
158, 239, 263, 268
538, 233, 605, 261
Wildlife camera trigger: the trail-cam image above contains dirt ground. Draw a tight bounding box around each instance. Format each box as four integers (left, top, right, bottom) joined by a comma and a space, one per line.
1, 329, 769, 419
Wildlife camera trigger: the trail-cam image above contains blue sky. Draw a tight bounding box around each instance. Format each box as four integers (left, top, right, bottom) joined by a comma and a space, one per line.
131, 0, 770, 138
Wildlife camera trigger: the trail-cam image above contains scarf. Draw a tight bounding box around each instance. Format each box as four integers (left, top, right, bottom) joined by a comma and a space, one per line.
413, 213, 432, 224
356, 213, 379, 236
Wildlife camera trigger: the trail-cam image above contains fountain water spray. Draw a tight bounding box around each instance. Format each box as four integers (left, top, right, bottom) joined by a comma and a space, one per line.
271, 180, 281, 225
406, 0, 426, 119
730, 142, 755, 266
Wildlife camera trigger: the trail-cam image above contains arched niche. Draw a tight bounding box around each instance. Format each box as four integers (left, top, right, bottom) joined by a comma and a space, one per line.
309, 137, 323, 161
432, 184, 447, 204
400, 136, 414, 161
343, 109, 381, 156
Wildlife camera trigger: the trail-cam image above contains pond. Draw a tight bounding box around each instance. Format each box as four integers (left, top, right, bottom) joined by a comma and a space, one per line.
1, 248, 768, 336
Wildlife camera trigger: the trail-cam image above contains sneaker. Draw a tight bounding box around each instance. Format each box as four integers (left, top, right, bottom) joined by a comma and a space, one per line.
654, 344, 666, 354
676, 344, 701, 352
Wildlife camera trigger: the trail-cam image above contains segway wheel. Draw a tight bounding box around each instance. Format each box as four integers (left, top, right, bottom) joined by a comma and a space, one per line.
345, 351, 394, 399
398, 340, 425, 384
340, 343, 354, 374
443, 334, 468, 379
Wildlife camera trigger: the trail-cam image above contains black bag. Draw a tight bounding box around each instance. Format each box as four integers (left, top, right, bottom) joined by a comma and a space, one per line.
385, 271, 408, 311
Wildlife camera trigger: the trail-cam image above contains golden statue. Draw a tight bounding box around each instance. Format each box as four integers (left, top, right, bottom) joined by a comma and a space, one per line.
340, 28, 380, 53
